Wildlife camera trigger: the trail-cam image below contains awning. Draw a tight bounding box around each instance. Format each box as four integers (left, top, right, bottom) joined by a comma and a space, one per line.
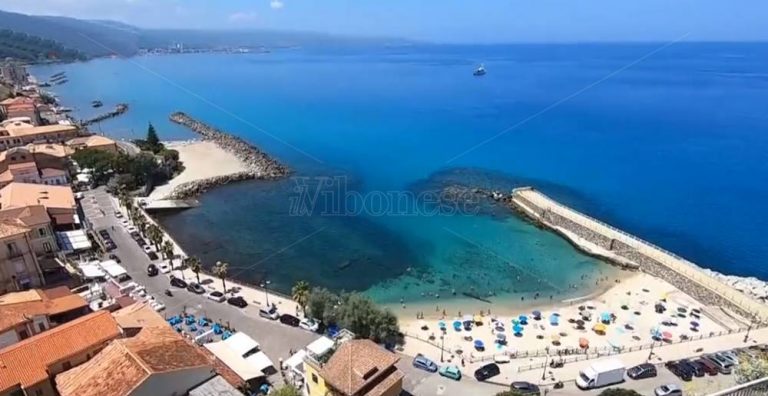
100, 260, 127, 278
223, 332, 260, 356
306, 336, 334, 357
205, 338, 265, 381
244, 352, 274, 373
56, 230, 91, 251
284, 350, 307, 372
79, 263, 106, 279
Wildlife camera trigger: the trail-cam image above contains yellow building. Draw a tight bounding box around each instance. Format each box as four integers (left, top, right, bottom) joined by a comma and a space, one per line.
304, 339, 403, 396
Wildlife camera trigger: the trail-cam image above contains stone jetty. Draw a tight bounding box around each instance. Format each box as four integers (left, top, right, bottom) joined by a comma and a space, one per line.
167, 112, 290, 199
479, 186, 768, 323
81, 103, 128, 127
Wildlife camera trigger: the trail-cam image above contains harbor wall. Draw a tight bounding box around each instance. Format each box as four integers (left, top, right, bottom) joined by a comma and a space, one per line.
509, 187, 768, 323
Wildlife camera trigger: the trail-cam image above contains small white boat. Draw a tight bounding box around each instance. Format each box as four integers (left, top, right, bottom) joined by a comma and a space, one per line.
473, 64, 486, 76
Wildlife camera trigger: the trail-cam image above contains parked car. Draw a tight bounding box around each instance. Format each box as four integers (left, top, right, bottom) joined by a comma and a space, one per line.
147, 264, 159, 277
719, 350, 740, 365
259, 306, 279, 320
207, 290, 226, 302
438, 365, 461, 381
655, 384, 682, 396
108, 254, 121, 263
628, 363, 657, 380
114, 210, 123, 218
696, 358, 719, 376
169, 276, 187, 288
158, 262, 171, 274
147, 251, 159, 261
143, 245, 153, 253
510, 381, 540, 394
665, 361, 692, 382
187, 283, 205, 294
127, 225, 137, 233
474, 363, 500, 381
279, 314, 300, 327
104, 241, 116, 251
680, 359, 704, 377
227, 296, 248, 308
300, 318, 320, 332
412, 354, 438, 373
704, 354, 734, 374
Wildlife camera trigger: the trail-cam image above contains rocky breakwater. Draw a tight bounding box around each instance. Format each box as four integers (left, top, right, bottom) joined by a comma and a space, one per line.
167, 112, 290, 199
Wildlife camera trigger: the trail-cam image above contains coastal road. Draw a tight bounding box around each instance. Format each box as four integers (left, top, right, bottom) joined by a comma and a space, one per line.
82, 187, 317, 384
117, 139, 141, 156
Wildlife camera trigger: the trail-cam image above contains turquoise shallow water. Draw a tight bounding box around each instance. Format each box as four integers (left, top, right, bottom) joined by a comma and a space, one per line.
32, 43, 768, 306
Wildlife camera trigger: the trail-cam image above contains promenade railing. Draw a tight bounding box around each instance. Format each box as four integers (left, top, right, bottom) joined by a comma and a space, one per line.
707, 376, 768, 396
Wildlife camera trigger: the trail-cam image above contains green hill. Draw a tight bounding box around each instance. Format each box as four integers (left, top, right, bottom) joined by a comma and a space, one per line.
0, 29, 86, 62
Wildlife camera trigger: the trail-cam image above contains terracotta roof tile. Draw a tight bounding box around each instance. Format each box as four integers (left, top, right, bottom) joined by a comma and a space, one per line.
0, 182, 75, 211
56, 324, 214, 396
0, 310, 121, 393
320, 340, 401, 396
0, 289, 88, 332
0, 220, 29, 239
0, 205, 50, 227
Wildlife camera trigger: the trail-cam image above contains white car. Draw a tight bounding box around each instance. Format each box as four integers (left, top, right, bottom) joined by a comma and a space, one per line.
158, 262, 171, 274
150, 301, 166, 312
300, 318, 320, 332
207, 291, 226, 303
114, 211, 123, 218
127, 225, 137, 234
121, 219, 130, 226
143, 245, 153, 253
655, 384, 682, 396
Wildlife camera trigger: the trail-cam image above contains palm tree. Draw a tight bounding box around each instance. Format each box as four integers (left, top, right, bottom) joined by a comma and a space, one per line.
185, 256, 203, 284
146, 224, 163, 250
134, 215, 147, 236
292, 281, 310, 315
161, 240, 175, 260
212, 261, 229, 293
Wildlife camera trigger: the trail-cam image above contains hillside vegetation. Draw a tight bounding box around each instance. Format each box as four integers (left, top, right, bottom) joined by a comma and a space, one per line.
0, 29, 86, 62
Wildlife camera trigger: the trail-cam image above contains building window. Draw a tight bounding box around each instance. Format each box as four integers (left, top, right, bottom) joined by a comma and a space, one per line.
312, 373, 318, 384
43, 242, 52, 253
6, 242, 20, 257
38, 322, 46, 333
18, 329, 29, 339
62, 361, 71, 370
38, 228, 46, 237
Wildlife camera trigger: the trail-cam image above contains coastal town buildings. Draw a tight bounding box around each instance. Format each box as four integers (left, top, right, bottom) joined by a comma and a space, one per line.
0, 62, 27, 89
0, 287, 89, 348
304, 339, 404, 396
55, 325, 217, 396
0, 182, 78, 229
0, 121, 79, 151
0, 220, 44, 293
66, 135, 119, 154
0, 310, 121, 396
0, 97, 41, 126
0, 146, 70, 188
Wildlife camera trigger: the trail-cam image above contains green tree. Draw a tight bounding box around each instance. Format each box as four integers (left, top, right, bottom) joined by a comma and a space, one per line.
146, 224, 163, 250
184, 256, 203, 284
735, 354, 768, 384
212, 261, 229, 292
146, 122, 160, 151
597, 389, 642, 396
271, 385, 302, 396
291, 281, 310, 314
307, 287, 338, 324
162, 240, 175, 261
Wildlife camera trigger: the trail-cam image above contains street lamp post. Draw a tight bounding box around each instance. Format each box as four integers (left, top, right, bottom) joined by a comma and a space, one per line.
542, 352, 549, 381
744, 316, 754, 343
647, 341, 655, 362
440, 335, 445, 362
260, 280, 271, 306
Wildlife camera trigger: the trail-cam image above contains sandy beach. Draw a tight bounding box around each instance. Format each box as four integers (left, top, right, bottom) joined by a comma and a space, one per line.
147, 140, 248, 201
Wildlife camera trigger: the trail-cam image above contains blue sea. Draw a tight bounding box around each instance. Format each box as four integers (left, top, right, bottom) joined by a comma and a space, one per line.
33, 43, 768, 308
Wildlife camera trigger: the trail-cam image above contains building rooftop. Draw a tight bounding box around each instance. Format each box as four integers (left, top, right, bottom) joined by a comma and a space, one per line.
112, 302, 168, 330
0, 287, 89, 333
0, 310, 121, 393
0, 205, 51, 228
56, 325, 213, 396
0, 182, 75, 211
3, 122, 77, 137
319, 339, 402, 396
24, 143, 73, 158
67, 135, 116, 148
0, 220, 29, 239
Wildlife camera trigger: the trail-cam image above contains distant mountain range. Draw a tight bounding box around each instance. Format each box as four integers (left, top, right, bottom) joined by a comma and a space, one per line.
0, 9, 412, 60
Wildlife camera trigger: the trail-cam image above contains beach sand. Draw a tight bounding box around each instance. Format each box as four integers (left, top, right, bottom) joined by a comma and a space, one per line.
147, 140, 248, 201
398, 272, 728, 366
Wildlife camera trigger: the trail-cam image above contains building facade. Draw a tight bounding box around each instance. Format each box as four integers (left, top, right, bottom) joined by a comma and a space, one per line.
0, 222, 44, 294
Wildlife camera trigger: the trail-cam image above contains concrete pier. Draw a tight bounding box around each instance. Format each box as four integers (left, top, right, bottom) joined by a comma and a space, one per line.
508, 187, 768, 323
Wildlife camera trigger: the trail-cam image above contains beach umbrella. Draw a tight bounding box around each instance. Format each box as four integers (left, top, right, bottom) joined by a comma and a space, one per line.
453, 320, 462, 331
474, 340, 485, 350
454, 344, 463, 354
513, 323, 524, 334
496, 333, 507, 342
593, 323, 607, 334
600, 312, 612, 323
519, 315, 528, 325
512, 318, 520, 325
549, 314, 559, 326
551, 334, 561, 345
495, 323, 505, 332
532, 310, 542, 320
576, 319, 585, 326
438, 320, 446, 330
662, 331, 673, 340
579, 337, 589, 349
474, 315, 483, 325
690, 320, 700, 327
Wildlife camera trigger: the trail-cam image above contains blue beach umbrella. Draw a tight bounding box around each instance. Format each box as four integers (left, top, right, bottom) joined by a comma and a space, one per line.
438, 320, 446, 330
513, 324, 524, 334
512, 318, 520, 325
453, 320, 462, 331
474, 340, 485, 350
601, 312, 612, 323
519, 315, 528, 325
549, 314, 559, 326
532, 310, 542, 320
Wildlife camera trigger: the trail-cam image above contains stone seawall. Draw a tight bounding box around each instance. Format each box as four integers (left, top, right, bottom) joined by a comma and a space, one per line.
167, 112, 290, 199
504, 187, 768, 322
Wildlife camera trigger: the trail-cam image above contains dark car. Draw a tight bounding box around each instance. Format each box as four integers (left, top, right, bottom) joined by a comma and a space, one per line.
511, 381, 540, 394
98, 229, 110, 238
169, 276, 187, 288
187, 282, 205, 294
696, 358, 719, 376
108, 254, 121, 263
412, 354, 438, 373
227, 296, 248, 308
104, 241, 116, 251
680, 359, 704, 378
147, 251, 159, 261
628, 363, 658, 380
279, 314, 300, 327
474, 363, 500, 382
147, 264, 159, 277
666, 361, 692, 382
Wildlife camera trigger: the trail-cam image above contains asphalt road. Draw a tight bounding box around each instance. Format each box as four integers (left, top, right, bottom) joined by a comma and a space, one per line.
82, 187, 317, 384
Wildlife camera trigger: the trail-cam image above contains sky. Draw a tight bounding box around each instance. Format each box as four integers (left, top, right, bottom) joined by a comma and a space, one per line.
1, 0, 767, 43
